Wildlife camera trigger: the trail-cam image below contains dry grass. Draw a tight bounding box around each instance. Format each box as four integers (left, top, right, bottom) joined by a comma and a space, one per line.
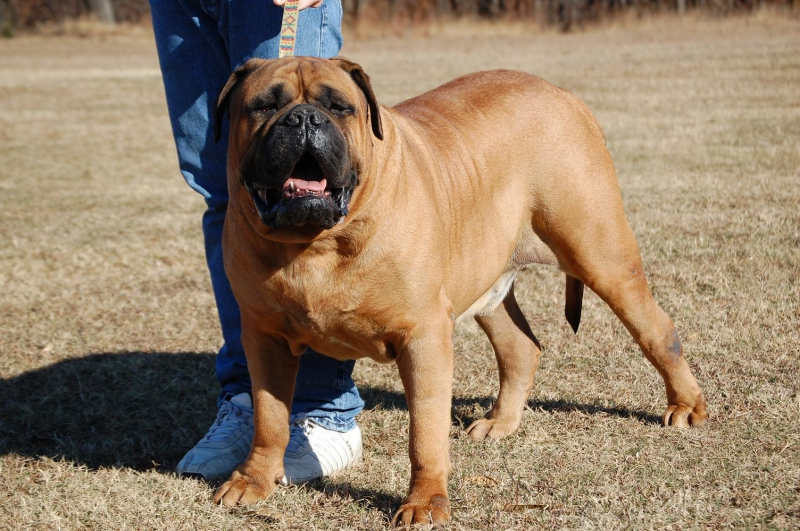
1, 14, 798, 530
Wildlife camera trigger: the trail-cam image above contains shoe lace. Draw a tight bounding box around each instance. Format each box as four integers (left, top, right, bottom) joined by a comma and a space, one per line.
202, 400, 252, 443
285, 416, 313, 453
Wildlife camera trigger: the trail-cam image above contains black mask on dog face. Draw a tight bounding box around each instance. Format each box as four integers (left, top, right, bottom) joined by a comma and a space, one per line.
241, 103, 357, 230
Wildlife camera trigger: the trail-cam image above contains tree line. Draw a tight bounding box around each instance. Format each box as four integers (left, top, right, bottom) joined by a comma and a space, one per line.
0, 0, 794, 34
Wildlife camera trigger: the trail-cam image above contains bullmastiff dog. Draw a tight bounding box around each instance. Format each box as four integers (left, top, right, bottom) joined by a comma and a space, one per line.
212, 56, 708, 525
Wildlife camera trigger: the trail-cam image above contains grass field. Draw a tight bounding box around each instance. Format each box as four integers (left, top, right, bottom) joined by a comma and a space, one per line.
1, 13, 799, 530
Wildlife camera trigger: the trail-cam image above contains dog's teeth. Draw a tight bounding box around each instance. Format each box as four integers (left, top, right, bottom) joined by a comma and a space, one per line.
259, 189, 267, 201
289, 181, 296, 193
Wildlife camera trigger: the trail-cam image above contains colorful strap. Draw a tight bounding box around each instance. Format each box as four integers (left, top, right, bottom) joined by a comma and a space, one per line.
279, 0, 300, 58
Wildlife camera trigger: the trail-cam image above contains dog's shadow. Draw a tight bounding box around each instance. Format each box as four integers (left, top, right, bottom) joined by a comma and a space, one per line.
360, 386, 661, 427
0, 352, 659, 475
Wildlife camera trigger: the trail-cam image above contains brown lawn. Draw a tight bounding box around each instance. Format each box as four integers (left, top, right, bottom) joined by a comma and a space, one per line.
0, 13, 798, 530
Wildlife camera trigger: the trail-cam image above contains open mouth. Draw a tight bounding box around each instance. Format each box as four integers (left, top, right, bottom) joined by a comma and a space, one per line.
279, 152, 331, 201
243, 151, 356, 229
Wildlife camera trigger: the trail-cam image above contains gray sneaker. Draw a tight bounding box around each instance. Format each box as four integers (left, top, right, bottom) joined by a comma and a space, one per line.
175, 392, 254, 479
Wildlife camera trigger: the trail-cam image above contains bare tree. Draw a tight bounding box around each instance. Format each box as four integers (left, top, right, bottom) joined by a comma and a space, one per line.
88, 0, 115, 24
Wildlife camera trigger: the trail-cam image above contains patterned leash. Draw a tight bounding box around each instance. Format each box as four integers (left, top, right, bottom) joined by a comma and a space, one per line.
278, 0, 300, 58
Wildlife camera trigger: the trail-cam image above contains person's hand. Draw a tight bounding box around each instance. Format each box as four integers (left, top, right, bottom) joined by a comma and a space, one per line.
274, 0, 323, 9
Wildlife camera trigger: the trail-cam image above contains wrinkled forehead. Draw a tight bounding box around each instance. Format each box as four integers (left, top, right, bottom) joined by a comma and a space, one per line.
241, 57, 358, 103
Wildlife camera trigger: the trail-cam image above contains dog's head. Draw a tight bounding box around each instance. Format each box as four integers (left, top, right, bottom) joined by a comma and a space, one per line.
216, 57, 383, 234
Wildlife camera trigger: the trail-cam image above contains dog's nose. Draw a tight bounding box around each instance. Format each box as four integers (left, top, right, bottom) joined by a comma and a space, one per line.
283, 105, 329, 128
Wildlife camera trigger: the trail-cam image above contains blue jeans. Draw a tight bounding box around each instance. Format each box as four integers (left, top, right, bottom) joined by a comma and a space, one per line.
150, 0, 363, 432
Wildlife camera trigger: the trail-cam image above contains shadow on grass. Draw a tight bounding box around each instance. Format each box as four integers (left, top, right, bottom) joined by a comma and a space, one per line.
316, 479, 403, 522
0, 352, 659, 473
525, 399, 662, 425
0, 352, 219, 472
361, 385, 662, 427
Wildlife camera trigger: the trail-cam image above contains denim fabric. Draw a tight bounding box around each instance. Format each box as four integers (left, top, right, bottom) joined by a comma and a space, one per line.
150, 0, 362, 432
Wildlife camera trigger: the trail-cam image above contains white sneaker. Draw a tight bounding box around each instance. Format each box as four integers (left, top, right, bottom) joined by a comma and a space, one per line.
281, 417, 363, 485
176, 393, 362, 483
175, 392, 254, 479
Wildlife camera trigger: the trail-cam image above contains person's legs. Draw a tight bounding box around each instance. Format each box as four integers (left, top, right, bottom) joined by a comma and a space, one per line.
150, 0, 249, 402
150, 0, 362, 478
218, 0, 362, 431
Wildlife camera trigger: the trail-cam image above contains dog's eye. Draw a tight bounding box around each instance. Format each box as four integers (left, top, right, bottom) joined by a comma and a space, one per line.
328, 102, 354, 117
247, 96, 279, 118
247, 104, 276, 119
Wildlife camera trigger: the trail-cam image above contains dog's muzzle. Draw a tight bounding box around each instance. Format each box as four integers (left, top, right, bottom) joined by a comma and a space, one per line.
242, 104, 357, 230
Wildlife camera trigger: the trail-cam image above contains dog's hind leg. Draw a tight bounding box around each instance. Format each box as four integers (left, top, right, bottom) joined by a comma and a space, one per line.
593, 266, 707, 427
466, 285, 541, 440
588, 264, 706, 427
545, 194, 708, 428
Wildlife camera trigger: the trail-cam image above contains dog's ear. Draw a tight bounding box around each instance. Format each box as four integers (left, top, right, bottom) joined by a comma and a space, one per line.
333, 57, 383, 141
214, 60, 265, 143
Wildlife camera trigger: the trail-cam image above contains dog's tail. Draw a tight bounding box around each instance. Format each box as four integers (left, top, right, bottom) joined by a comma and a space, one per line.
565, 275, 584, 334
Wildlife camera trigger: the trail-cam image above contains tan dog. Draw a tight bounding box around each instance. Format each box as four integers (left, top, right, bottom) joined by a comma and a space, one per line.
211, 56, 708, 525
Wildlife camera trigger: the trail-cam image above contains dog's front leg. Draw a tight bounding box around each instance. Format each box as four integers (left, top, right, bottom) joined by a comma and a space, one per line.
392, 312, 455, 526
214, 322, 298, 507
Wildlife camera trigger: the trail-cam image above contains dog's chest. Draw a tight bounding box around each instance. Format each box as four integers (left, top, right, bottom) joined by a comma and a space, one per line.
260, 264, 401, 362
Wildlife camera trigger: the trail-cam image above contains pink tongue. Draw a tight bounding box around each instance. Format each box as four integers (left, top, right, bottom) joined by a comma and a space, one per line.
284, 178, 327, 193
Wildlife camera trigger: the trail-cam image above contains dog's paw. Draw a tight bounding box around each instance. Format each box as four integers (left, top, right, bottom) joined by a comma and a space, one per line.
662, 402, 708, 428
391, 495, 451, 527
213, 470, 276, 507
465, 417, 519, 440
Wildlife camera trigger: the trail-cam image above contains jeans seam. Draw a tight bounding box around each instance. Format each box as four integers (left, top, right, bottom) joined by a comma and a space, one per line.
319, 3, 327, 57
199, 0, 221, 20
